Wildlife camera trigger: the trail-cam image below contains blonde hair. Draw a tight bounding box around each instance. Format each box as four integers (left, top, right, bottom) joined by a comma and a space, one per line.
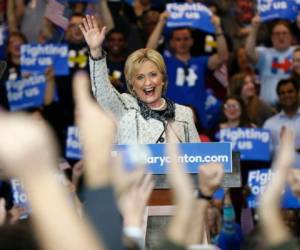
124, 48, 168, 95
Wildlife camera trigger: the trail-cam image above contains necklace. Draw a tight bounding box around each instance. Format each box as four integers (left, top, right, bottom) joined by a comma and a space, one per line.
151, 98, 166, 111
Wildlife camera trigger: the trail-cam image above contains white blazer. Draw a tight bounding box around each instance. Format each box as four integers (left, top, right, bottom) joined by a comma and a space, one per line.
89, 56, 200, 144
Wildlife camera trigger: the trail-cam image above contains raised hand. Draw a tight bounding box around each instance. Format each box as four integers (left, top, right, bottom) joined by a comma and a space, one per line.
165, 126, 195, 246
0, 113, 58, 177
118, 173, 154, 228
288, 168, 300, 198
79, 15, 106, 58
198, 163, 224, 197
251, 15, 261, 29
211, 15, 221, 29
73, 71, 116, 188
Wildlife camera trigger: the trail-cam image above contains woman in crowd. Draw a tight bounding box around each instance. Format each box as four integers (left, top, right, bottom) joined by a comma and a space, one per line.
219, 96, 254, 130
79, 15, 199, 144
228, 72, 276, 127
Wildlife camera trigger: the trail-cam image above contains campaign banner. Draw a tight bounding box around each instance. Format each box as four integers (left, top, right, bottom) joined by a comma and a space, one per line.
247, 169, 300, 208
11, 179, 31, 219
258, 0, 298, 22
65, 132, 232, 174
21, 44, 69, 75
6, 74, 47, 111
66, 126, 82, 159
114, 142, 232, 174
219, 128, 271, 161
166, 3, 215, 34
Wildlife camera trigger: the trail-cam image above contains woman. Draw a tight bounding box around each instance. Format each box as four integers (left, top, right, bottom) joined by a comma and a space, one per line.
228, 72, 276, 127
220, 96, 253, 129
79, 15, 199, 144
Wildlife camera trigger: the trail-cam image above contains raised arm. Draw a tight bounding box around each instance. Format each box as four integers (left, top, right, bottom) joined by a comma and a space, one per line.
43, 67, 56, 106
7, 0, 25, 33
0, 114, 103, 250
186, 163, 224, 245
161, 129, 195, 249
73, 71, 124, 250
259, 129, 297, 249
97, 0, 114, 33
80, 15, 127, 119
208, 15, 229, 71
245, 15, 261, 64
146, 11, 169, 49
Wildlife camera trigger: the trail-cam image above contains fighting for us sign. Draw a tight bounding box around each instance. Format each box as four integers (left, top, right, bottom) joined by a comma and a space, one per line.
258, 0, 298, 22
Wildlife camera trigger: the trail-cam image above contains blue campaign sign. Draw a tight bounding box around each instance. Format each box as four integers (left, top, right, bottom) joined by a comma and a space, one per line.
219, 128, 271, 162
21, 44, 69, 76
258, 0, 298, 22
65, 135, 232, 174
11, 179, 31, 219
166, 3, 215, 34
247, 169, 300, 208
115, 142, 232, 174
6, 74, 47, 111
66, 126, 82, 159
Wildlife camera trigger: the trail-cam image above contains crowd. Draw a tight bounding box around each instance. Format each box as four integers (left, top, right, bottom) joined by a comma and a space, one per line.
0, 0, 300, 249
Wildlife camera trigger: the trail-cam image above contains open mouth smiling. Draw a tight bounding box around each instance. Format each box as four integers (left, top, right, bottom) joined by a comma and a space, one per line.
144, 87, 155, 96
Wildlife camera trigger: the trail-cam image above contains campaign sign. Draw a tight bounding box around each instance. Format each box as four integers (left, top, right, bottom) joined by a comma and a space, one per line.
114, 142, 232, 174
66, 126, 82, 159
258, 0, 298, 22
21, 44, 69, 75
11, 179, 31, 219
6, 74, 47, 111
247, 169, 300, 208
219, 128, 271, 161
65, 134, 232, 174
166, 3, 215, 34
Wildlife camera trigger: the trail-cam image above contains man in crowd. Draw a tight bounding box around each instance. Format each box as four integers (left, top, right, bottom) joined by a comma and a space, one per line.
263, 78, 300, 167
147, 13, 228, 128
246, 16, 295, 106
105, 28, 128, 93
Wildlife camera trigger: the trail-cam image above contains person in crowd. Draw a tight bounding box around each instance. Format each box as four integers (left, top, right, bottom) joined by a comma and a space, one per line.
228, 46, 254, 76
125, 10, 162, 53
146, 11, 229, 129
263, 78, 300, 168
105, 28, 128, 93
7, 0, 47, 43
0, 107, 106, 250
80, 15, 199, 144
208, 189, 243, 250
0, 31, 25, 111
291, 47, 300, 88
221, 0, 255, 50
219, 96, 254, 131
245, 16, 295, 106
259, 128, 299, 250
228, 72, 276, 127
0, 32, 58, 115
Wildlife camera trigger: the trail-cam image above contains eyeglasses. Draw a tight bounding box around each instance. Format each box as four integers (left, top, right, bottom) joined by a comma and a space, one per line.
272, 32, 290, 37
224, 104, 240, 110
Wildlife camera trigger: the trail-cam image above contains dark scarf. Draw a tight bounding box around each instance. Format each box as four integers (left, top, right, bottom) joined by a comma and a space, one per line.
137, 97, 175, 123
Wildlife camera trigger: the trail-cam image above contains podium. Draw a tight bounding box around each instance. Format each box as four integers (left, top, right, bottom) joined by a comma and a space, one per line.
145, 152, 241, 249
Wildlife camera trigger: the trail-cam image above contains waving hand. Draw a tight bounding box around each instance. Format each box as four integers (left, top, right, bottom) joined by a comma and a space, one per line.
79, 15, 106, 58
